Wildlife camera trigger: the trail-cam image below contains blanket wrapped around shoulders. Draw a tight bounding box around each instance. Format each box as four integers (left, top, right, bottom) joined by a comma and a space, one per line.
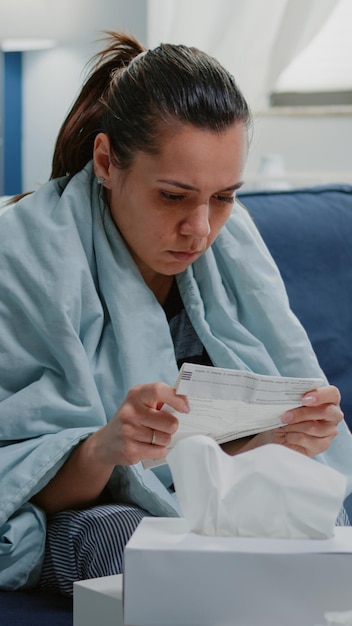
1, 162, 352, 589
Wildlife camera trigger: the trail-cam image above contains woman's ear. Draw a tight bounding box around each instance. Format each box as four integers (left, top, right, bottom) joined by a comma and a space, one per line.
93, 133, 114, 189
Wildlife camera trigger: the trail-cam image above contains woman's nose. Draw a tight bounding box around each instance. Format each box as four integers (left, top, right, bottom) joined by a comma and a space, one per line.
180, 204, 211, 238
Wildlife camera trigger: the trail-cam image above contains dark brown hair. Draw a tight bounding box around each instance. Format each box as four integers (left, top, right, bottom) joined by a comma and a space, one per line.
51, 31, 251, 180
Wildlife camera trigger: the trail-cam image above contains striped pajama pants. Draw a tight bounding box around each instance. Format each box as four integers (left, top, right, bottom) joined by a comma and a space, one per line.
39, 503, 350, 597
39, 503, 148, 597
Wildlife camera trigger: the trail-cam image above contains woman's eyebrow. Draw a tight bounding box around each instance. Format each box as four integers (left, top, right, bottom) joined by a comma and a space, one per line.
157, 179, 244, 192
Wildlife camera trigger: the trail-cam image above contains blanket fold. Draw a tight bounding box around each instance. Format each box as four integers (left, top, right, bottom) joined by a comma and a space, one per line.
1, 161, 351, 588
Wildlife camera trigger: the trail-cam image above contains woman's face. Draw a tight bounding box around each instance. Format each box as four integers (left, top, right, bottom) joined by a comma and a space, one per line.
100, 122, 247, 288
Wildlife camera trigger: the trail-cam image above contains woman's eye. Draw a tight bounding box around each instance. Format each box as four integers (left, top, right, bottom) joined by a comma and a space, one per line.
160, 191, 186, 202
213, 194, 235, 205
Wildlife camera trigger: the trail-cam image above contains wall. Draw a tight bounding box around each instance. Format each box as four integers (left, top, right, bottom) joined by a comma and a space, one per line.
21, 1, 147, 192
22, 45, 94, 190
16, 1, 352, 193
244, 109, 352, 189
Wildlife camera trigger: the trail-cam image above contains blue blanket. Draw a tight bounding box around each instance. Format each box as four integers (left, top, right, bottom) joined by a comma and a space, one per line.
1, 163, 352, 588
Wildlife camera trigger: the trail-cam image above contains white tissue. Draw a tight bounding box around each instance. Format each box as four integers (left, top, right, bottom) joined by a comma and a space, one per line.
167, 435, 347, 539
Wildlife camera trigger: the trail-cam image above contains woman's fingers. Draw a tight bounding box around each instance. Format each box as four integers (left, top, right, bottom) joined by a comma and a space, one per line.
272, 385, 343, 457
282, 428, 338, 456
301, 384, 341, 408
262, 425, 335, 457
129, 382, 189, 415
120, 383, 187, 437
282, 384, 343, 426
282, 402, 343, 426
104, 382, 189, 466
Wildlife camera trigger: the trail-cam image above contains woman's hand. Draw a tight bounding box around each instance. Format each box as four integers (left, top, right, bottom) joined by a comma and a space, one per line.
275, 384, 343, 456
222, 385, 343, 458
32, 382, 188, 514
91, 382, 189, 467
254, 385, 343, 456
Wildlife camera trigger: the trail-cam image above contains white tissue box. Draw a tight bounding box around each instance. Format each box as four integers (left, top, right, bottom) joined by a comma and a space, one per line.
124, 518, 352, 626
74, 574, 124, 626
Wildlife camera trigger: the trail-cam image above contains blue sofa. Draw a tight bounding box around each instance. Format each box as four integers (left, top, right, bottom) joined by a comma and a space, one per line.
240, 184, 352, 431
1, 183, 352, 625
0, 589, 72, 625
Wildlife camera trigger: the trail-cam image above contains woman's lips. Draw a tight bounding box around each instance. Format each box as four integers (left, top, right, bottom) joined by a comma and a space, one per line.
169, 250, 202, 262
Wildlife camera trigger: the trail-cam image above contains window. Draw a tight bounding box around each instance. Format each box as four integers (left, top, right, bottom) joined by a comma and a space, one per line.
271, 0, 352, 107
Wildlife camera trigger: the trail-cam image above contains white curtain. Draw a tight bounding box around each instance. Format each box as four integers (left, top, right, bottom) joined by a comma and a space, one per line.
147, 0, 338, 111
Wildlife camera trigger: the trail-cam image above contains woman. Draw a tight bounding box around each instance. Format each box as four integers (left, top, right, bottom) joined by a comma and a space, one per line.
0, 32, 350, 596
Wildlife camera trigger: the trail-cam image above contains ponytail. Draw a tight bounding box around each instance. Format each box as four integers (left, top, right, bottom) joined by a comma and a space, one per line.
50, 32, 145, 179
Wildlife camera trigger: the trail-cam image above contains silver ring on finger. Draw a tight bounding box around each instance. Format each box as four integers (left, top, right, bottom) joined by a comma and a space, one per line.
151, 429, 156, 445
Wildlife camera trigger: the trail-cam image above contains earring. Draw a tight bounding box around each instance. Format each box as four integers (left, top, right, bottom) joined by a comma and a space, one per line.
97, 176, 106, 185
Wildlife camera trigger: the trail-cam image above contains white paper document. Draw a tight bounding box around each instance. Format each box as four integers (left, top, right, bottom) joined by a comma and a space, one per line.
143, 363, 324, 468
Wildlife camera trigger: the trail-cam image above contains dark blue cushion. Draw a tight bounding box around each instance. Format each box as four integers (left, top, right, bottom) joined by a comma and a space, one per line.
239, 185, 352, 430
0, 590, 72, 626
